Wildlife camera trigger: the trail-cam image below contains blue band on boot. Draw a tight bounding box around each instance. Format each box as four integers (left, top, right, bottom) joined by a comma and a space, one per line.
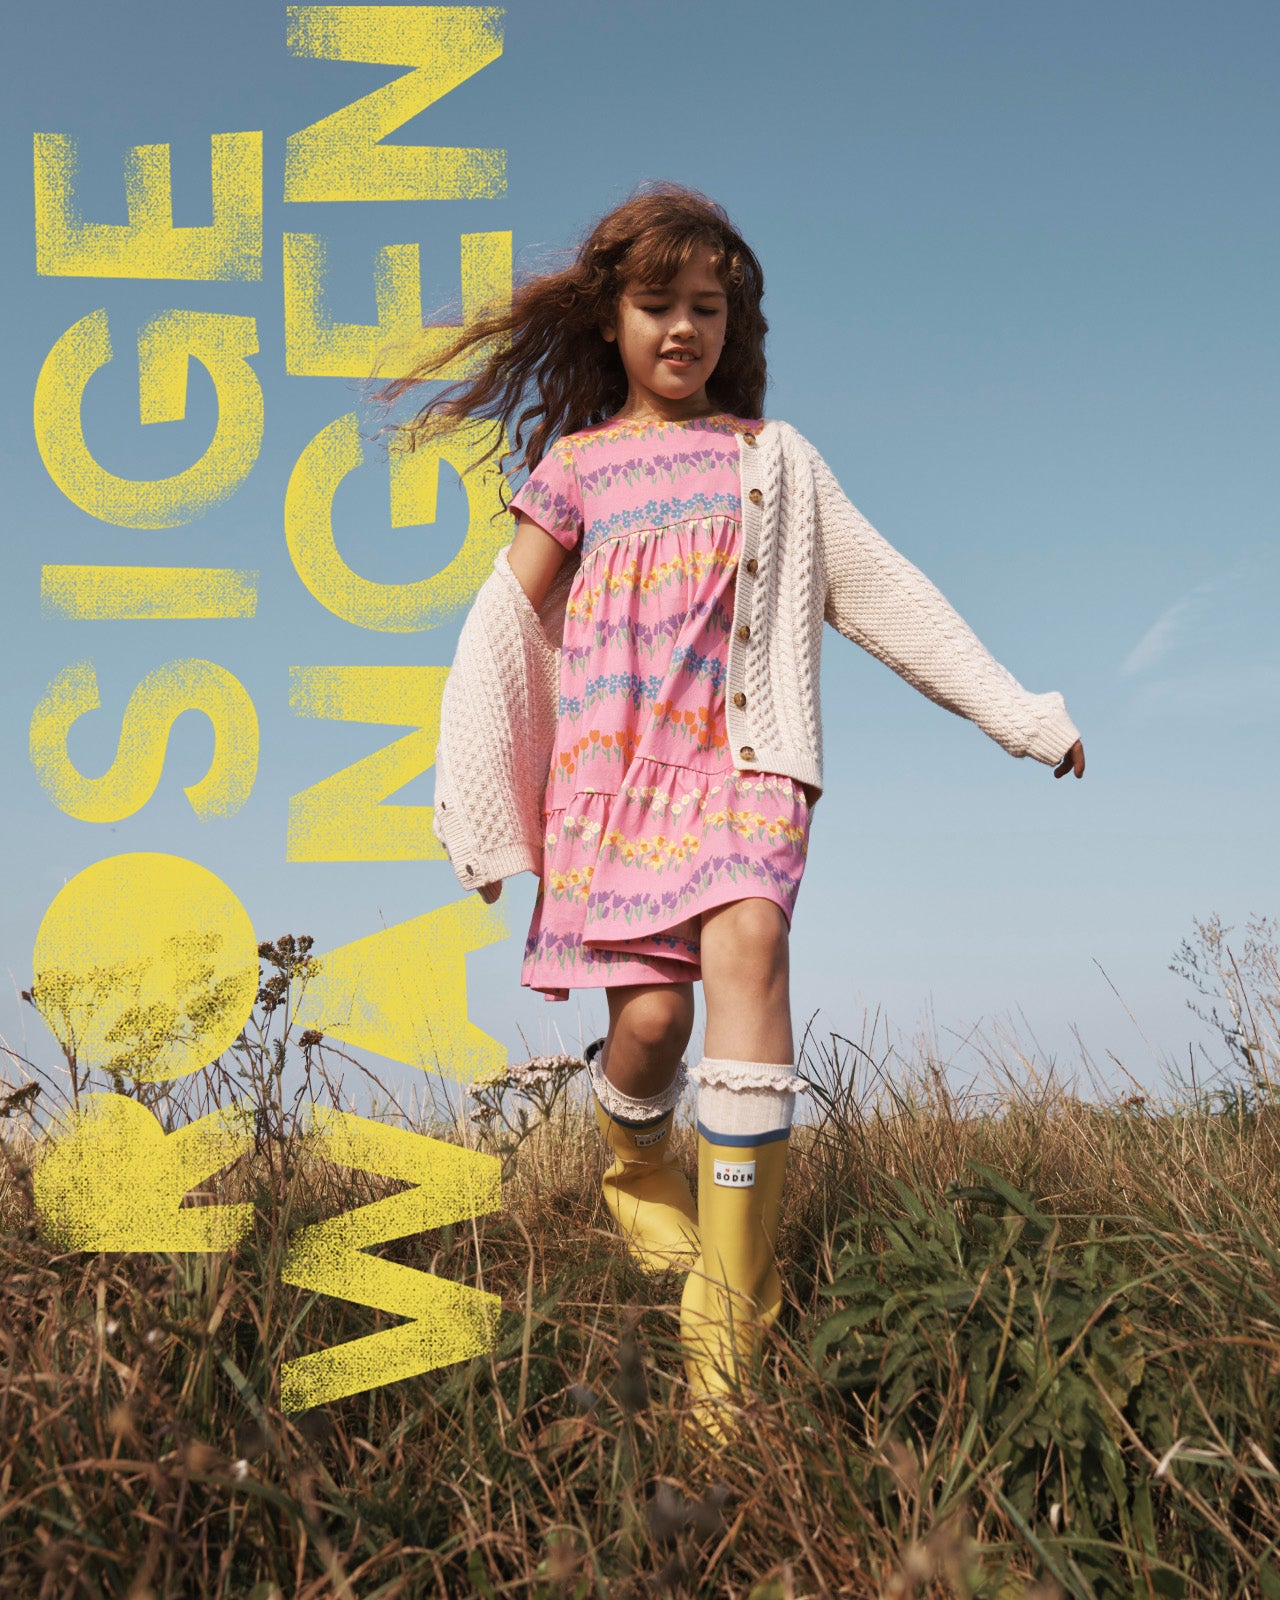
696, 1119, 791, 1147
593, 1090, 671, 1132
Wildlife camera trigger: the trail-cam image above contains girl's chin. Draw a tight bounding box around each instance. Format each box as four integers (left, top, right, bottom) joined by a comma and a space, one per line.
650, 374, 704, 399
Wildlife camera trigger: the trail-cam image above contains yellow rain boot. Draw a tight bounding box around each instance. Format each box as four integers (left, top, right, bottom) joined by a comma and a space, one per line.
587, 1038, 700, 1273
679, 1058, 800, 1442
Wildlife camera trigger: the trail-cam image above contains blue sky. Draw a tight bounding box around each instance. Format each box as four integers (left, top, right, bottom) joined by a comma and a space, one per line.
3, 0, 1277, 1107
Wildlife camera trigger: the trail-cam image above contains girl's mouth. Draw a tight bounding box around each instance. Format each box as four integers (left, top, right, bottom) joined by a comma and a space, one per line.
661, 352, 697, 365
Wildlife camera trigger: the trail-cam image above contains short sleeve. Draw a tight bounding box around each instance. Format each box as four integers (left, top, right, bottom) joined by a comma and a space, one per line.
508, 440, 583, 553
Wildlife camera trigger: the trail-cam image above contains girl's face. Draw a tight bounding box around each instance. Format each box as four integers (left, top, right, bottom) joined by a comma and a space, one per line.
601, 249, 729, 422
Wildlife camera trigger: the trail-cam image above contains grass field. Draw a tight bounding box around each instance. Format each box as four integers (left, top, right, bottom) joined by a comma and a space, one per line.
1, 918, 1278, 1599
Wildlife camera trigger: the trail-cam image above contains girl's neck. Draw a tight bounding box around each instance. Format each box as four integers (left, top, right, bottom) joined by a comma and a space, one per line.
609, 401, 724, 426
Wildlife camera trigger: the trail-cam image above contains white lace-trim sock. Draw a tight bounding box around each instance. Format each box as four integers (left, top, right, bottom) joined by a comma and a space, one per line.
691, 1056, 804, 1141
588, 1047, 688, 1126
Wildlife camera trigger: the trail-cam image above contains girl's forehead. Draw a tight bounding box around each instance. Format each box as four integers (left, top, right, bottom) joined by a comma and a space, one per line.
620, 238, 724, 281
624, 279, 727, 297
622, 254, 727, 295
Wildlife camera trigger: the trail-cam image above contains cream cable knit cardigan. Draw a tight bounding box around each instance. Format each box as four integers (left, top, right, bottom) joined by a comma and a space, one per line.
432, 418, 1080, 893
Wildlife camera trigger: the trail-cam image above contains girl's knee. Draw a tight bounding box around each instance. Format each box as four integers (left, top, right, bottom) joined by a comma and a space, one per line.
611, 985, 694, 1054
701, 899, 789, 983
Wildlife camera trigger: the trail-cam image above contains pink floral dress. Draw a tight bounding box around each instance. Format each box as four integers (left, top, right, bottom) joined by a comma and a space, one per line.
509, 413, 812, 1001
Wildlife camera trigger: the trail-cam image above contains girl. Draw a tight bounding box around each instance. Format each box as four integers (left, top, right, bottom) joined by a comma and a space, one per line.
396, 182, 1085, 1437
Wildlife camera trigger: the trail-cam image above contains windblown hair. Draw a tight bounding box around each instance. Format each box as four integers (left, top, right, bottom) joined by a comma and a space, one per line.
378, 181, 768, 485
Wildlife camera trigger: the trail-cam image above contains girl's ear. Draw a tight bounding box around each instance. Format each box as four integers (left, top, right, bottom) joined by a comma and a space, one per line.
601, 321, 616, 343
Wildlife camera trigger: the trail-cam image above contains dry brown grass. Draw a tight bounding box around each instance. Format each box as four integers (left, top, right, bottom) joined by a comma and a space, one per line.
1, 920, 1277, 1597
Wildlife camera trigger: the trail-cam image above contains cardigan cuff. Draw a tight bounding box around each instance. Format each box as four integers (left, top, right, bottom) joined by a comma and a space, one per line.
450, 840, 542, 893
1019, 692, 1081, 766
431, 780, 470, 865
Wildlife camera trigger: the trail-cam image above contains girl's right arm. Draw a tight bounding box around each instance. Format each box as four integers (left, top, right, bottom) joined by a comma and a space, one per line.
467, 510, 569, 904
507, 510, 569, 610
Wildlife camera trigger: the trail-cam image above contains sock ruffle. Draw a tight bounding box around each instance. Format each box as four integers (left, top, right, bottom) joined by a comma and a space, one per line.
688, 1057, 807, 1095
588, 1048, 688, 1124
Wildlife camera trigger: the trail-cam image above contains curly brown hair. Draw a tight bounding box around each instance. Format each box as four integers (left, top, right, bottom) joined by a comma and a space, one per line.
378, 181, 768, 484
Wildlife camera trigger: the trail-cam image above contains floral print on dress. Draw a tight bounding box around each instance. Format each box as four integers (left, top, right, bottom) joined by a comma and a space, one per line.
507, 413, 808, 1001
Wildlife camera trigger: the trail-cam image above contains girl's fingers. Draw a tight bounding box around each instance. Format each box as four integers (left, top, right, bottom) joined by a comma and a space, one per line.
477, 881, 502, 903
1054, 741, 1085, 779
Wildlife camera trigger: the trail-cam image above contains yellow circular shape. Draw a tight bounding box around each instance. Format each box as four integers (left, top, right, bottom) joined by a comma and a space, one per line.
31, 853, 257, 1082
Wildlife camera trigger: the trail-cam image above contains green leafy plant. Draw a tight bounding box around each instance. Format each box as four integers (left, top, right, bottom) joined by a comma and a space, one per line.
811, 1168, 1184, 1596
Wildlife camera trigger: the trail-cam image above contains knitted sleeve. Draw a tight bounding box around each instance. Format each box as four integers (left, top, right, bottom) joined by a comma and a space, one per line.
508, 439, 584, 552
431, 547, 571, 890
805, 437, 1080, 765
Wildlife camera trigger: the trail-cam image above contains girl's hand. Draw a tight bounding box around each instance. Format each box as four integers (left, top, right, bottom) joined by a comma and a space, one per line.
477, 881, 503, 904
1054, 740, 1085, 779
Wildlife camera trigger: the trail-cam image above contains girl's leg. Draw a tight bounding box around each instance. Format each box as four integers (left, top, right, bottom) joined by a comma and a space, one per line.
681, 898, 798, 1437
698, 899, 792, 1063
589, 980, 699, 1272
601, 981, 696, 1098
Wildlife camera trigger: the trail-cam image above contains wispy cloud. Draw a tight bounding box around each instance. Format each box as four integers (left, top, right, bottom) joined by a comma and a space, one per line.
1121, 582, 1218, 676
1121, 544, 1280, 679
1119, 549, 1279, 727
1122, 597, 1197, 675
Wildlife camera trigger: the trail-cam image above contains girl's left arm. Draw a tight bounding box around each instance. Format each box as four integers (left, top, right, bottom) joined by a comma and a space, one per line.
808, 442, 1081, 769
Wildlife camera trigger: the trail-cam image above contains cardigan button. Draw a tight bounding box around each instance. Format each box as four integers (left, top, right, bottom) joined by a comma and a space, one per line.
744, 557, 758, 575
748, 488, 763, 506
743, 431, 757, 446
733, 691, 746, 708
740, 745, 756, 761
736, 624, 750, 642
